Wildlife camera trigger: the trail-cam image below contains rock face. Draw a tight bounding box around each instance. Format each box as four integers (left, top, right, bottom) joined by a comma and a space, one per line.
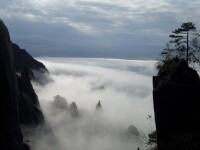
12, 43, 49, 84
51, 95, 68, 110
12, 43, 48, 73
153, 59, 200, 150
51, 95, 79, 118
18, 69, 45, 126
0, 19, 25, 150
0, 20, 48, 150
69, 102, 79, 118
96, 100, 103, 112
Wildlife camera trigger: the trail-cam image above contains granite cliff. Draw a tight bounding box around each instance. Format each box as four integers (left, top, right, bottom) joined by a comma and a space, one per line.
12, 43, 48, 74
17, 69, 45, 126
0, 19, 26, 150
153, 58, 200, 150
0, 20, 47, 149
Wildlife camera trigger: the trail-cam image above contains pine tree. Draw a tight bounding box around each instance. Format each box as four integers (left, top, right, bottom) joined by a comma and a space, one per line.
162, 22, 196, 65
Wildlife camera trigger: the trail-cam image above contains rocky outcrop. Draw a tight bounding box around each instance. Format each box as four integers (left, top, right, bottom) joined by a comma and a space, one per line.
51, 95, 68, 110
12, 43, 49, 84
18, 69, 45, 126
0, 19, 49, 150
12, 43, 48, 73
69, 102, 79, 118
153, 59, 200, 150
0, 19, 25, 150
96, 100, 103, 112
51, 95, 79, 118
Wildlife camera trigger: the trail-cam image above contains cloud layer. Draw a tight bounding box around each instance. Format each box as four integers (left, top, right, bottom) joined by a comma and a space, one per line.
1, 0, 200, 58
31, 58, 157, 150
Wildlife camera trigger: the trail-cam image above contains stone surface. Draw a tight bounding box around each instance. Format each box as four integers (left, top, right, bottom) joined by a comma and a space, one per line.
0, 19, 25, 150
18, 69, 45, 126
70, 102, 79, 118
153, 59, 200, 150
12, 43, 48, 73
0, 20, 49, 150
51, 95, 68, 110
96, 100, 103, 112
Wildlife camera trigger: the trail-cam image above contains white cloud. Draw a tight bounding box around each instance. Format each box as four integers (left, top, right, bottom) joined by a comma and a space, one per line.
1, 0, 200, 35
1, 0, 200, 58
30, 58, 157, 150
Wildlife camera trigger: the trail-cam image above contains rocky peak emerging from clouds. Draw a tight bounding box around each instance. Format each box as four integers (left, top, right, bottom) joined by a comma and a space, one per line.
96, 100, 103, 112
0, 18, 26, 150
17, 69, 45, 126
0, 19, 49, 150
153, 58, 200, 150
12, 43, 48, 73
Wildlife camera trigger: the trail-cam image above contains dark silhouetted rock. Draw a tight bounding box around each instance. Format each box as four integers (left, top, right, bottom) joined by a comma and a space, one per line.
69, 102, 79, 118
12, 43, 48, 73
0, 19, 25, 150
153, 58, 200, 150
18, 69, 45, 126
0, 19, 52, 150
24, 142, 31, 150
12, 43, 50, 84
96, 100, 103, 112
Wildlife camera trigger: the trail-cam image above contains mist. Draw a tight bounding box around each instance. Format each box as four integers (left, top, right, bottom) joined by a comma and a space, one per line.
31, 57, 157, 150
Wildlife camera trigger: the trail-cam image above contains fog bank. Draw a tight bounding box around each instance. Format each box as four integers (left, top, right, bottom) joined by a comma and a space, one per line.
31, 58, 157, 150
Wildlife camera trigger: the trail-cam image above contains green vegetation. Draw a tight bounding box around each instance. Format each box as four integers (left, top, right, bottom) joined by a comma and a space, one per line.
139, 115, 157, 150
160, 22, 200, 68
157, 57, 182, 77
146, 131, 157, 150
153, 22, 200, 150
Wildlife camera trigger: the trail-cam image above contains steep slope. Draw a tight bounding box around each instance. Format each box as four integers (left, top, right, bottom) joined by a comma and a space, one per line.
0, 19, 25, 150
0, 19, 51, 150
153, 59, 200, 150
18, 69, 45, 126
12, 43, 48, 73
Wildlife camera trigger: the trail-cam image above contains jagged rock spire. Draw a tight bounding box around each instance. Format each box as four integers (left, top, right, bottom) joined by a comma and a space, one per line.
69, 102, 79, 118
96, 100, 103, 112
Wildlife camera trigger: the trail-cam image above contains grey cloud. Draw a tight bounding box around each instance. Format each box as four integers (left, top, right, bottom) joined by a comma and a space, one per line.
1, 0, 200, 58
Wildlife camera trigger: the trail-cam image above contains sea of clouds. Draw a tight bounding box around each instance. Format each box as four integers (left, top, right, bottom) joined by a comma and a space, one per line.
31, 57, 157, 150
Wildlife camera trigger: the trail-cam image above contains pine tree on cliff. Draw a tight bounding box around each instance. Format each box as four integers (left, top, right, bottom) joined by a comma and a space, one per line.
161, 22, 198, 65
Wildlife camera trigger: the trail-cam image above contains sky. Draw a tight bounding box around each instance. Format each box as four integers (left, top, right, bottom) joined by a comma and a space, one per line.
31, 58, 157, 150
0, 0, 200, 59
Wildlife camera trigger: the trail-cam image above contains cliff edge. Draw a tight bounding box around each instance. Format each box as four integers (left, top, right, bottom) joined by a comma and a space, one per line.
0, 19, 26, 150
153, 58, 200, 150
0, 20, 48, 150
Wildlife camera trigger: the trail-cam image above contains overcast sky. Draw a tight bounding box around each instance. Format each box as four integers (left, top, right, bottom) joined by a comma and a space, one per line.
1, 0, 200, 59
